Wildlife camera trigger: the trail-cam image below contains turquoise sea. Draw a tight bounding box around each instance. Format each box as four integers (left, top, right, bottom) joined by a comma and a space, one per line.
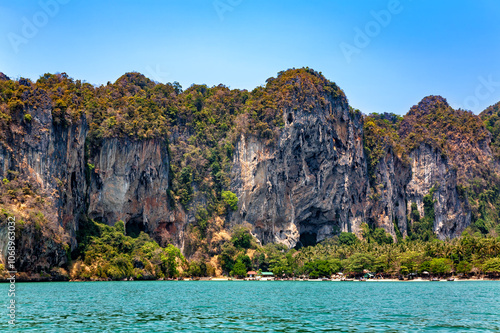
1, 281, 499, 332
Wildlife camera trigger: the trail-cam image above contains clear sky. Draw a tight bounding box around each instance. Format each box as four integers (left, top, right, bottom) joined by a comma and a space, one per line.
1, 0, 499, 115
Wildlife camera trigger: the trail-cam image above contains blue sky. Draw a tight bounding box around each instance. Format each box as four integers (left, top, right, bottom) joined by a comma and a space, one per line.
1, 0, 499, 115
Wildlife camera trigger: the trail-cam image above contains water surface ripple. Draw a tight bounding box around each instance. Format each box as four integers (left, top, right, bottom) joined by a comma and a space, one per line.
2, 281, 499, 332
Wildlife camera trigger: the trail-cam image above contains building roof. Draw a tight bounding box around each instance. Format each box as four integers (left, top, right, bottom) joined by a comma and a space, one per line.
261, 272, 274, 276
247, 271, 257, 275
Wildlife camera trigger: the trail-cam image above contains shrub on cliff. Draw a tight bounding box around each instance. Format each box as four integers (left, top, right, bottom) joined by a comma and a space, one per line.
221, 190, 238, 211
481, 101, 500, 158
231, 226, 254, 249
400, 96, 488, 154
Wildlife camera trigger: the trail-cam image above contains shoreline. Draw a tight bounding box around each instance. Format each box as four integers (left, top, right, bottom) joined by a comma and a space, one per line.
2, 277, 499, 283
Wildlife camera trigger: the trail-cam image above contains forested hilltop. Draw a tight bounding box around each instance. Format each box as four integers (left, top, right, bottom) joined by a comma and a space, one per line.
0, 68, 499, 281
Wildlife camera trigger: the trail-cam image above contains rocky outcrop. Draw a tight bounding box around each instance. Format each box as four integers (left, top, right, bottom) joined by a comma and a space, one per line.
2, 71, 498, 274
0, 89, 86, 272
87, 138, 185, 244
0, 93, 87, 238
365, 148, 411, 238
405, 144, 470, 239
230, 92, 368, 248
364, 143, 471, 240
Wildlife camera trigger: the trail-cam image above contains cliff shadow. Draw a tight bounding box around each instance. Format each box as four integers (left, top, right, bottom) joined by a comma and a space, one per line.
126, 217, 149, 238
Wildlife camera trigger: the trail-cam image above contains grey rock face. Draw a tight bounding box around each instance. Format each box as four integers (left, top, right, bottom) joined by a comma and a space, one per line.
88, 138, 181, 239
0, 94, 87, 271
0, 101, 87, 246
230, 94, 368, 247
405, 144, 470, 239
0, 84, 486, 270
365, 148, 411, 238
365, 144, 470, 241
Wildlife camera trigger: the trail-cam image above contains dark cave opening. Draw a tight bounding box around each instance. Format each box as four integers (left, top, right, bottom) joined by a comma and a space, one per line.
295, 231, 318, 249
126, 219, 148, 238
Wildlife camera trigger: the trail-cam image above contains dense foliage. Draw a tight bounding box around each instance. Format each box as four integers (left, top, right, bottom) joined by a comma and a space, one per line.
72, 219, 186, 280
183, 222, 500, 279
211, 228, 500, 279
363, 96, 500, 236
2, 70, 500, 280
399, 96, 489, 155
480, 101, 500, 158
363, 112, 405, 185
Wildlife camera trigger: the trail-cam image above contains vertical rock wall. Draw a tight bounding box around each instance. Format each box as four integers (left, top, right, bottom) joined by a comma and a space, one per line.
230, 94, 368, 247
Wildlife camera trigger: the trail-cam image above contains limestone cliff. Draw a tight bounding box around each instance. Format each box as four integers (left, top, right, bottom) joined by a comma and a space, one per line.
399, 96, 495, 239
1, 71, 499, 275
0, 86, 86, 273
87, 138, 186, 247
405, 144, 470, 239
364, 146, 410, 238
230, 75, 368, 248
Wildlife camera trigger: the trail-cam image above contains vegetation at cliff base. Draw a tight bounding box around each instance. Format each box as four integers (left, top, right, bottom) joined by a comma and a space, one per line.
72, 219, 186, 280
224, 229, 500, 279
2, 70, 500, 281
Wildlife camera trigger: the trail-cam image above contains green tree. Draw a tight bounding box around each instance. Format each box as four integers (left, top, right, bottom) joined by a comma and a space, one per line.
195, 207, 209, 237
371, 227, 393, 245
178, 167, 193, 206
188, 260, 207, 277
456, 261, 472, 275
346, 253, 375, 274
221, 190, 238, 211
483, 258, 500, 273
219, 242, 237, 273
231, 227, 253, 249
339, 232, 358, 246
230, 259, 247, 278
236, 254, 252, 271
398, 251, 421, 273
474, 219, 488, 234
162, 244, 183, 278
429, 258, 453, 276
114, 220, 125, 234
411, 202, 420, 221
109, 255, 133, 279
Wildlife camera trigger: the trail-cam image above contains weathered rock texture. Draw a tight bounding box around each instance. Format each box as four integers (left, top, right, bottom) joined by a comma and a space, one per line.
364, 147, 411, 238
1, 72, 499, 273
397, 96, 497, 239
230, 90, 368, 248
86, 137, 188, 250
88, 139, 170, 233
364, 143, 471, 240
405, 144, 470, 239
0, 89, 86, 272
